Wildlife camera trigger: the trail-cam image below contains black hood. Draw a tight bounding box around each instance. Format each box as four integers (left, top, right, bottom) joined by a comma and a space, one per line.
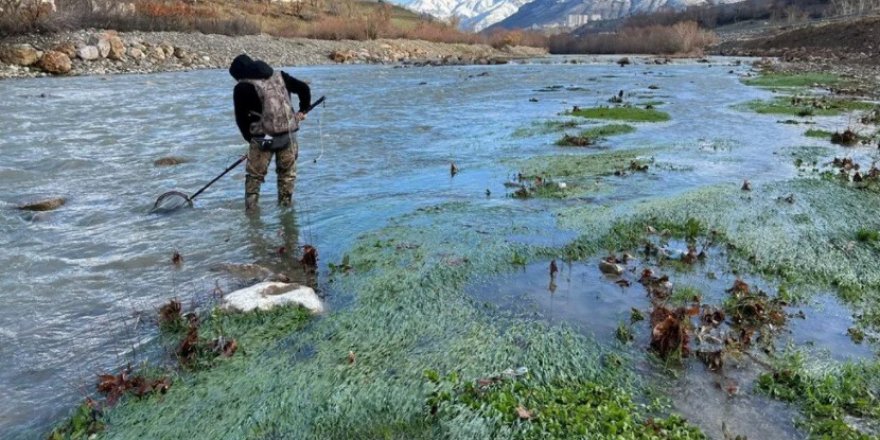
229, 54, 273, 80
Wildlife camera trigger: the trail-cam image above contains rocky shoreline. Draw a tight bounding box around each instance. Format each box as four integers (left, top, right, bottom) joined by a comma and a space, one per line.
0, 30, 546, 80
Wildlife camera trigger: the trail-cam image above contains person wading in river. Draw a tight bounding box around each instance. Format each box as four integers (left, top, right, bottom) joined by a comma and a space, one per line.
229, 54, 311, 211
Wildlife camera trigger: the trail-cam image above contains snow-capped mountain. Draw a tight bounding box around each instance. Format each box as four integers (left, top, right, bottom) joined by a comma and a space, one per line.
403, 0, 532, 31
491, 0, 744, 30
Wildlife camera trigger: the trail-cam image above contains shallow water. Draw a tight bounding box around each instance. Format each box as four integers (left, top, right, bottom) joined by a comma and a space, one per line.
0, 56, 864, 437
470, 251, 872, 438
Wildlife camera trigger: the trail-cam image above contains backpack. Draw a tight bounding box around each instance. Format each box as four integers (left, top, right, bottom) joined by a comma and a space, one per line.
239, 72, 297, 137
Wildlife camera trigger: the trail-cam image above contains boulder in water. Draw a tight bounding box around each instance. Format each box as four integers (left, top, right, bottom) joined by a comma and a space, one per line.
221, 282, 323, 314
18, 197, 65, 211
154, 156, 189, 166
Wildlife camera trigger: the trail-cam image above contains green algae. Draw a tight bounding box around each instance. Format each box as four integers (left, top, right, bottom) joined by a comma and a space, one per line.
426, 371, 706, 439
89, 202, 703, 439
742, 73, 846, 89
513, 119, 584, 137
783, 145, 834, 169
756, 351, 880, 439
805, 129, 833, 139
555, 124, 636, 147
515, 148, 656, 180
639, 100, 666, 107
570, 106, 671, 123
742, 97, 876, 117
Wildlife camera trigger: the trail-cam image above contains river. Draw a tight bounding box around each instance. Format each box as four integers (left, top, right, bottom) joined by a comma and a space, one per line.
0, 56, 864, 438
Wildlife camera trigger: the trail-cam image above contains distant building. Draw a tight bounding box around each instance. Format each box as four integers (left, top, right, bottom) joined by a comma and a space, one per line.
565, 13, 601, 27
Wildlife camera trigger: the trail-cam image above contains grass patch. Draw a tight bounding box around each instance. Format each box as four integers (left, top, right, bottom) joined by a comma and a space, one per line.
756, 352, 880, 439
742, 72, 845, 89
426, 371, 706, 439
805, 129, 833, 139
856, 228, 880, 243
743, 97, 876, 117
569, 106, 671, 123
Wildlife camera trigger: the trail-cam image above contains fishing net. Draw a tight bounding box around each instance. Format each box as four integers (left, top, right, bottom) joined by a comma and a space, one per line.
150, 191, 193, 214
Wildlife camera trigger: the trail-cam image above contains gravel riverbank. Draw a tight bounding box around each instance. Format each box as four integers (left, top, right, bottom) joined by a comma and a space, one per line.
0, 30, 546, 80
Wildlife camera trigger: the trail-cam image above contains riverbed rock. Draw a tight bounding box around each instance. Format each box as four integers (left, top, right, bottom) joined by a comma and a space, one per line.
107, 36, 125, 61
149, 46, 165, 61
37, 51, 72, 75
96, 38, 111, 58
127, 47, 145, 60
153, 156, 189, 166
18, 197, 66, 211
221, 282, 323, 314
52, 41, 76, 58
599, 260, 624, 276
329, 50, 355, 63
159, 42, 174, 57
1, 44, 40, 66
76, 45, 100, 61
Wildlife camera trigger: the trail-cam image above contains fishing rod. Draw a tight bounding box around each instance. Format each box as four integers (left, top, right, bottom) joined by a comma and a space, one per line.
150, 96, 326, 213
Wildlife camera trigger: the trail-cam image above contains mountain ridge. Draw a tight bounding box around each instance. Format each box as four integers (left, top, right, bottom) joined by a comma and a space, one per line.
490, 0, 744, 30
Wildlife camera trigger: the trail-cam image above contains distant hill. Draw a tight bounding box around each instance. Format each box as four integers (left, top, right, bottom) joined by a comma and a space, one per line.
489, 0, 745, 31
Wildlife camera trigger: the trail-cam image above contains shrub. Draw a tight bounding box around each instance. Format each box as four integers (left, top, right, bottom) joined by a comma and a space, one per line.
549, 21, 718, 55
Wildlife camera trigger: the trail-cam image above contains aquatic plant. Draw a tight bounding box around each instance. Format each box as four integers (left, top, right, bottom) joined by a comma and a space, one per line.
425, 370, 706, 439
513, 119, 584, 138
556, 124, 636, 147
742, 97, 875, 117
742, 72, 845, 89
756, 352, 880, 439
568, 106, 671, 123
804, 129, 833, 139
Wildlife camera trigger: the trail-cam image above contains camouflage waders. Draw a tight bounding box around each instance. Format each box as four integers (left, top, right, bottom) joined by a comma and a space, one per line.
245, 138, 298, 210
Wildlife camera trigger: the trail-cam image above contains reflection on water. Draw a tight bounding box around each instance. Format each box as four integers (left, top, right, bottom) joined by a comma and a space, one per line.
0, 56, 840, 437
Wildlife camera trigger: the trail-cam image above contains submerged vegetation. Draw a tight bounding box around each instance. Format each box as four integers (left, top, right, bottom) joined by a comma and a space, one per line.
743, 96, 876, 117
426, 370, 706, 439
569, 106, 671, 122
742, 72, 846, 89
556, 123, 636, 147
513, 119, 584, 137
757, 353, 880, 439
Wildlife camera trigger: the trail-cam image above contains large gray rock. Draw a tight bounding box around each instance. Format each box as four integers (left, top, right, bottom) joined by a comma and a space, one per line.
1, 44, 40, 66
221, 282, 323, 314
76, 45, 100, 61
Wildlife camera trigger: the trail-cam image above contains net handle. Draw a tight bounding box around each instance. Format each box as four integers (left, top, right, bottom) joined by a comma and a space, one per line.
189, 154, 247, 202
